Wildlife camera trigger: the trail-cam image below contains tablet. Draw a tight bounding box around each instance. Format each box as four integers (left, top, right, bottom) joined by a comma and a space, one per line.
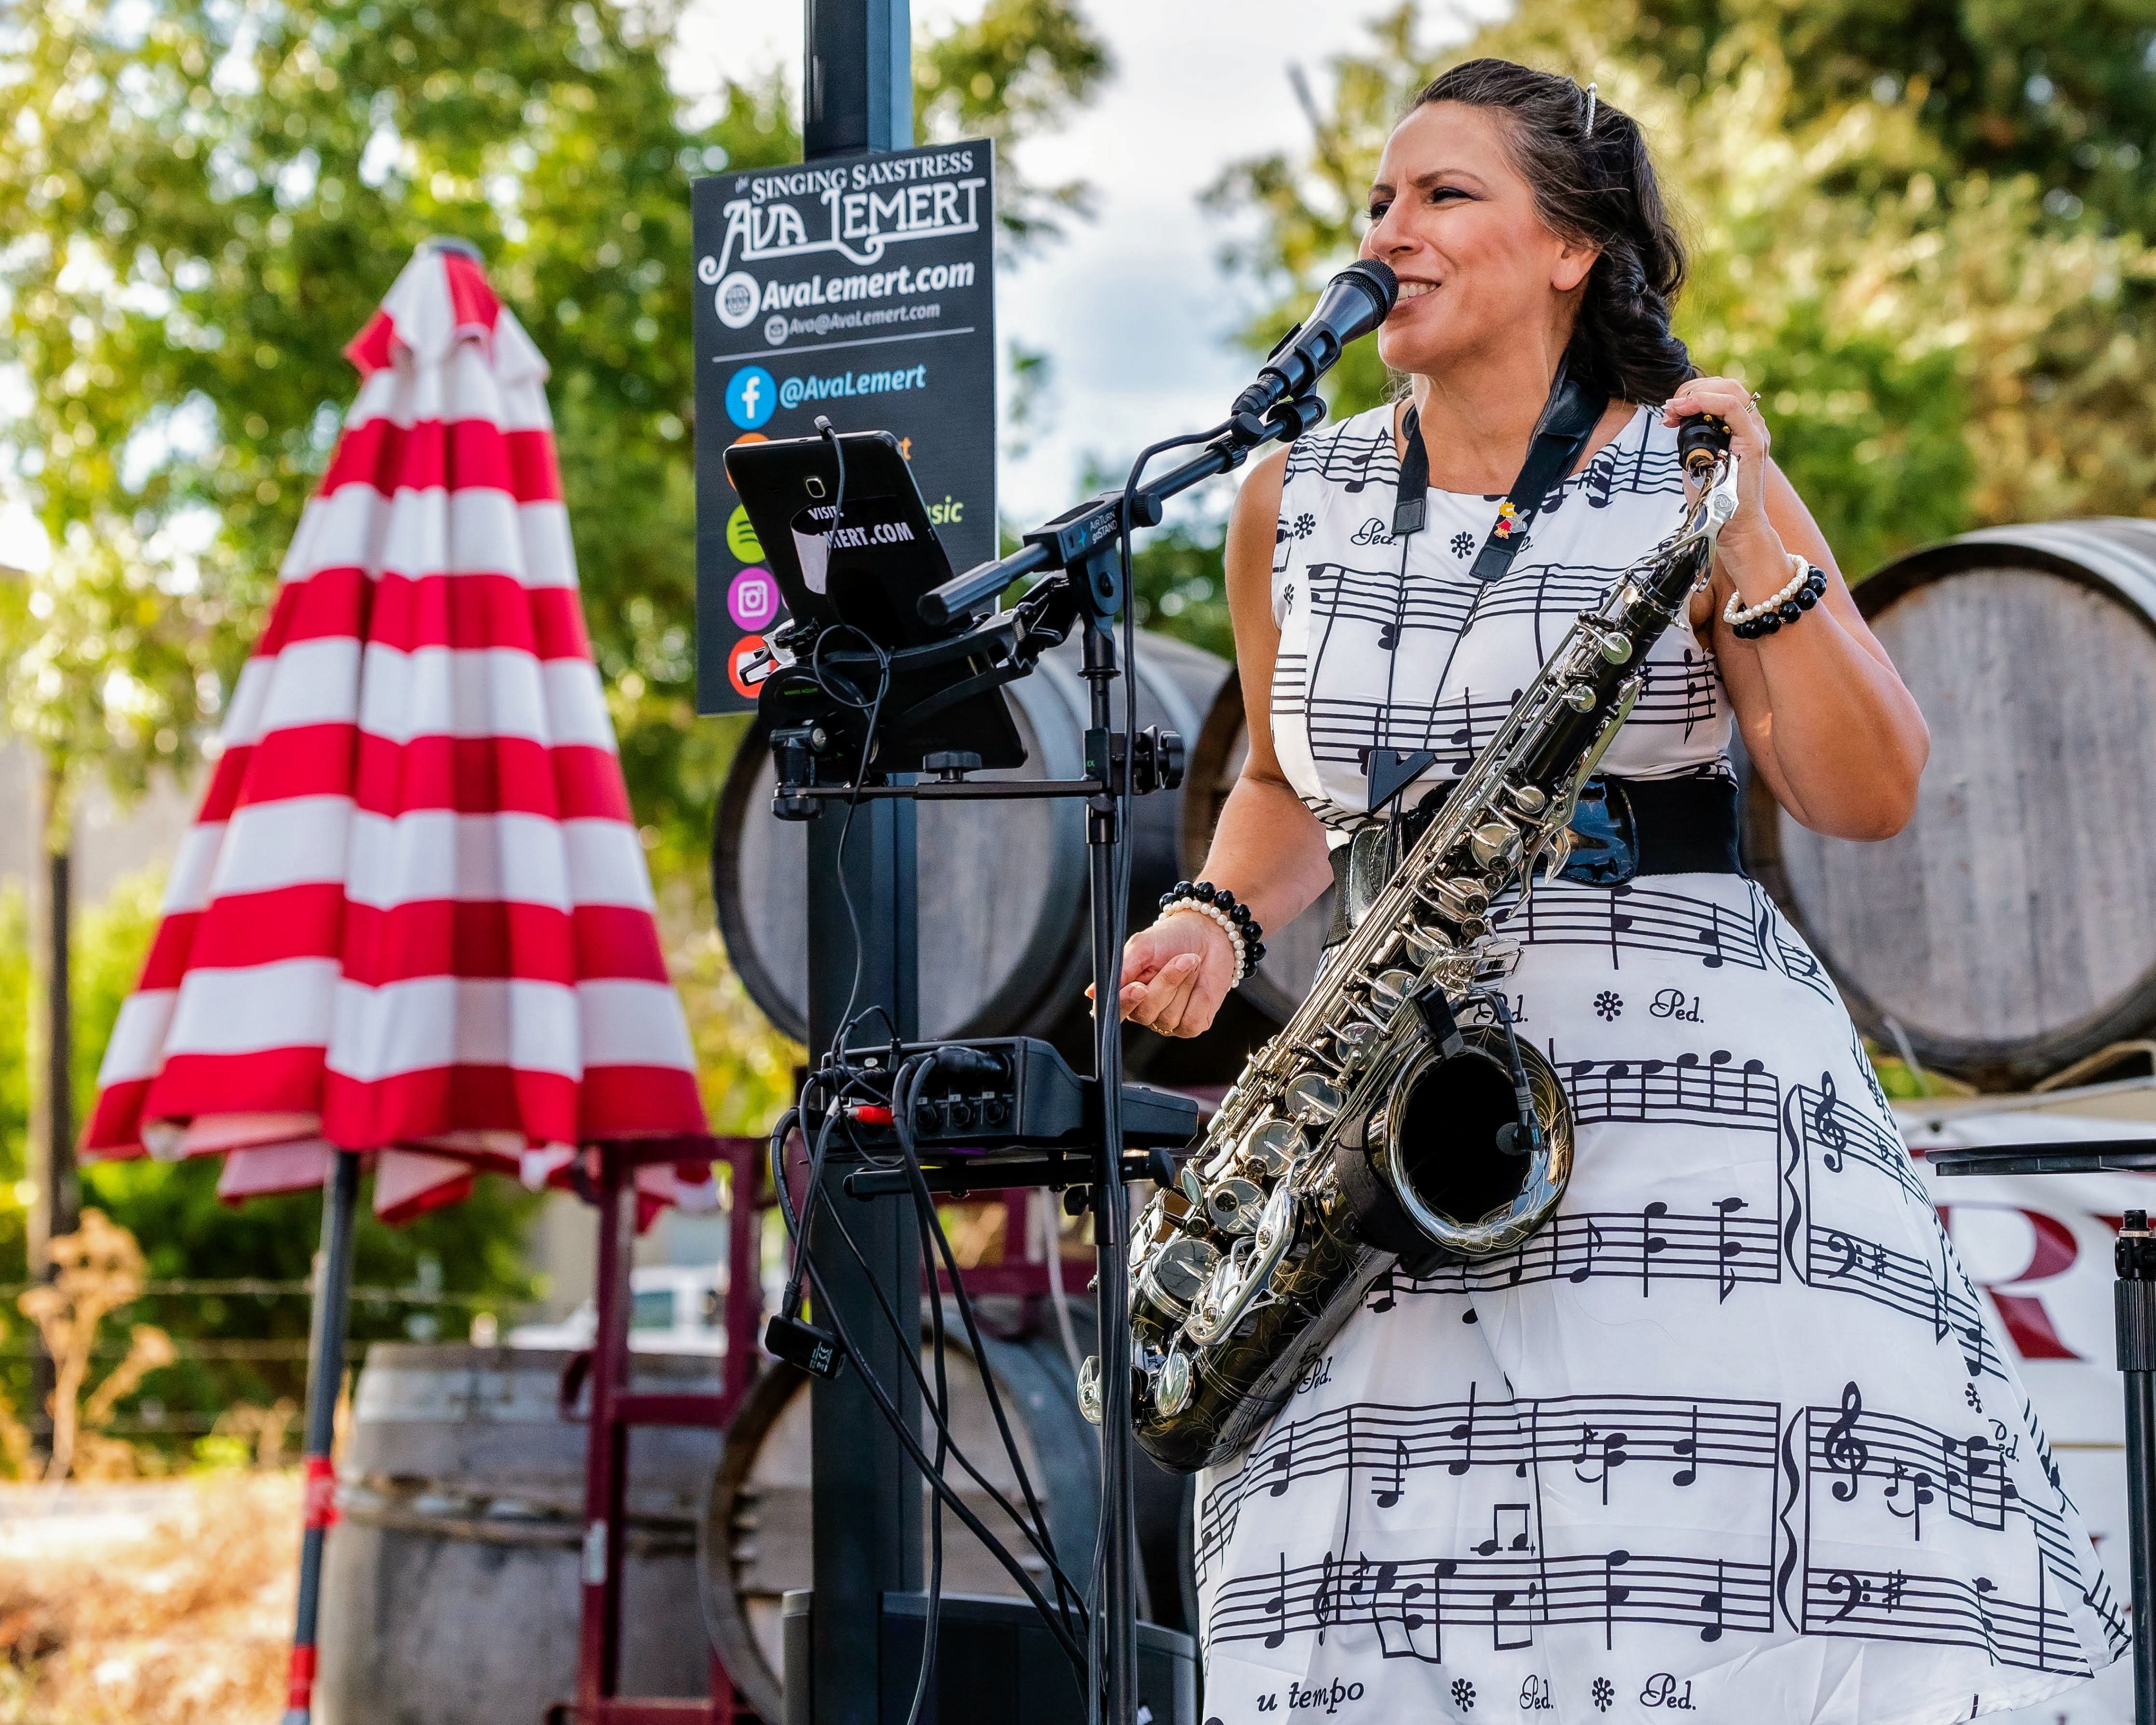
725, 428, 1026, 772
723, 430, 955, 650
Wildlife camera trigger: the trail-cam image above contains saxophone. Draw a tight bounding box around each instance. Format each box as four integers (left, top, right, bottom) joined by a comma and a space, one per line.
1085, 421, 1740, 1474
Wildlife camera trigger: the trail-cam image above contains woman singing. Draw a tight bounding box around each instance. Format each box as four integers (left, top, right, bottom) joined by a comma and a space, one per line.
1117, 59, 2123, 1724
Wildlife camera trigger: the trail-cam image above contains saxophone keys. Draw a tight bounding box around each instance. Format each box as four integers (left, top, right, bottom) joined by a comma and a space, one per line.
1332, 1019, 1383, 1064
1283, 1072, 1345, 1124
1254, 1181, 1298, 1253
1422, 880, 1490, 921
1078, 1354, 1102, 1425
1367, 969, 1421, 1023
1139, 1234, 1222, 1316
1239, 1118, 1306, 1176
1205, 1176, 1265, 1235
1562, 681, 1597, 713
1469, 821, 1523, 869
1154, 1349, 1195, 1419
1397, 925, 1450, 967
1186, 1254, 1242, 1343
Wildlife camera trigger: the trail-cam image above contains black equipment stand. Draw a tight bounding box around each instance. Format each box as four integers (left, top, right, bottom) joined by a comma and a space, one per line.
806, 792, 923, 1725
794, 8, 923, 1723
1927, 1139, 2156, 1723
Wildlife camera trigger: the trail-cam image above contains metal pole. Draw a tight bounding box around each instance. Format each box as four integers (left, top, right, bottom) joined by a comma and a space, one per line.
724, 1136, 766, 1426
808, 796, 922, 1725
576, 1145, 639, 1712
804, 0, 913, 159
46, 840, 73, 1236
2118, 1209, 2156, 1725
800, 9, 919, 1721
282, 1148, 362, 1725
24, 769, 77, 1461
1081, 613, 1139, 1725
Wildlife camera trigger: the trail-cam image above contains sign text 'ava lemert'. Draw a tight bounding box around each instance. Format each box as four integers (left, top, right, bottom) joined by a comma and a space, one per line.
690, 139, 997, 715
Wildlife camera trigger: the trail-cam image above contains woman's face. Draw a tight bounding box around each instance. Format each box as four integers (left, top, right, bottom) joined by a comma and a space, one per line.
1361, 101, 1597, 379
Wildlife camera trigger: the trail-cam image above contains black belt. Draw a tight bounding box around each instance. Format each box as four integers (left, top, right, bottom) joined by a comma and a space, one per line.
1325, 772, 1744, 948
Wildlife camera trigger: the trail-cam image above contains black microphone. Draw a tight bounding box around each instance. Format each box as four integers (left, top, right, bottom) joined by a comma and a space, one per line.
1231, 259, 1398, 424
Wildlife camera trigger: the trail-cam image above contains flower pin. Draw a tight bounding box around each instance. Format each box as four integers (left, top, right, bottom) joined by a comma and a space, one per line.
1492, 500, 1522, 539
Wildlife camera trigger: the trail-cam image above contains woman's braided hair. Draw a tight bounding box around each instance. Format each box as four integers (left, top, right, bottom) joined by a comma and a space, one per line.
1410, 59, 1694, 406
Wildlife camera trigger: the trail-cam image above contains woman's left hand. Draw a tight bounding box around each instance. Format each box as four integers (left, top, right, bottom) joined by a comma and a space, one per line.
1662, 376, 1774, 559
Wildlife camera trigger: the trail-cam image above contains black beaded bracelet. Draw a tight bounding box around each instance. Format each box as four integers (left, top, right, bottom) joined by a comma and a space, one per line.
1159, 880, 1268, 979
1726, 563, 1828, 640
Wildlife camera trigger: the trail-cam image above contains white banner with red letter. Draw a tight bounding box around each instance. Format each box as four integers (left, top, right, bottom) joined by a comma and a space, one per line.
1903, 1081, 2156, 1724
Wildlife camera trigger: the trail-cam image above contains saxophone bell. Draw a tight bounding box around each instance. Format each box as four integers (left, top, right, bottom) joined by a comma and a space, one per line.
1350, 1025, 1575, 1263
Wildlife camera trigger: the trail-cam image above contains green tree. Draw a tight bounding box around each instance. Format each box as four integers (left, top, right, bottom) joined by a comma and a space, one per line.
916, 0, 1113, 250
0, 0, 1111, 884
1624, 0, 2156, 234
0, 0, 1114, 1425
1203, 1, 2154, 579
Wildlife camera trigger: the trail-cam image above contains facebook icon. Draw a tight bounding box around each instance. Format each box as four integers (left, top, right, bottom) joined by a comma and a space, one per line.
725, 366, 776, 431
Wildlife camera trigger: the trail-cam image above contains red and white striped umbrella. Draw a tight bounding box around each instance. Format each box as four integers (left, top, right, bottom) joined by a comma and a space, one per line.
84, 244, 711, 1221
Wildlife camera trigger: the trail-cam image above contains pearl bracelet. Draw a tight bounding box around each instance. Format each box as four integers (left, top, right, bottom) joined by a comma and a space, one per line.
1723, 550, 1828, 640
1158, 880, 1268, 987
1161, 901, 1252, 984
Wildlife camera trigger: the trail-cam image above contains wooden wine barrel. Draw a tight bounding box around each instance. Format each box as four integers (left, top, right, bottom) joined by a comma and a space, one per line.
714, 634, 1226, 1046
1181, 668, 1336, 1021
1745, 519, 2156, 1088
698, 1324, 1194, 1725
317, 1345, 722, 1725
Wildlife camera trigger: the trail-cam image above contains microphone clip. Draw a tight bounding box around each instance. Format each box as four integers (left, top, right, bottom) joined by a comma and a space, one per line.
1226, 392, 1328, 452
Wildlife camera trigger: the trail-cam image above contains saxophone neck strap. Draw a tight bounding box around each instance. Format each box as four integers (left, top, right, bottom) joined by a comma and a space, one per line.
1392, 369, 1610, 584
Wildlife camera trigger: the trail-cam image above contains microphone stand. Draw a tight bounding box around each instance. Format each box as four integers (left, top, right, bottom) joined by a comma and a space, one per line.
767, 389, 1324, 1723
933, 392, 1324, 1725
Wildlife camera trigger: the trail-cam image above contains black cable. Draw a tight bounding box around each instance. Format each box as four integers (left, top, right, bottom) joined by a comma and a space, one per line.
800, 1249, 1090, 1676
898, 1061, 1071, 1609
811, 1141, 1091, 1617
903, 1077, 950, 1725
767, 1106, 802, 1241
815, 413, 848, 531
1469, 987, 1543, 1157
801, 1082, 1088, 1616
771, 1065, 888, 1326
771, 1066, 1087, 1622
809, 622, 892, 1072
773, 1061, 1058, 1695
777, 1087, 847, 1321
767, 620, 894, 1342
893, 1058, 1084, 1637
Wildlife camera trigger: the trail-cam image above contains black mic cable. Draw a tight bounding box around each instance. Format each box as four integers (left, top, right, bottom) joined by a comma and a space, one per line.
815, 412, 847, 533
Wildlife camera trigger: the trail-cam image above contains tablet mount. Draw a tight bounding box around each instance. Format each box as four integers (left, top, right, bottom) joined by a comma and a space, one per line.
750, 388, 1325, 1723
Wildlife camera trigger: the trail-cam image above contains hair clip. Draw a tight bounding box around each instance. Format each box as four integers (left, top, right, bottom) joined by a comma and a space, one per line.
1582, 81, 1598, 135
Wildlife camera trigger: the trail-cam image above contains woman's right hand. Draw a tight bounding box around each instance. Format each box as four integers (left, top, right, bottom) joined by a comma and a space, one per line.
1113, 912, 1239, 1038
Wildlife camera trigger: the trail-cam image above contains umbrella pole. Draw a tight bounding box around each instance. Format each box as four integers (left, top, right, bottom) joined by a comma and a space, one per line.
283, 1148, 362, 1725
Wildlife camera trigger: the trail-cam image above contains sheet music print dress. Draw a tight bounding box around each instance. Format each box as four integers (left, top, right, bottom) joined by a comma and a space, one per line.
1196, 403, 2127, 1724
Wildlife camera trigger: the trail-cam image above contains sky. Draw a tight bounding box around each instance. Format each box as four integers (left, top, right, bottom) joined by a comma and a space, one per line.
674, 0, 1453, 526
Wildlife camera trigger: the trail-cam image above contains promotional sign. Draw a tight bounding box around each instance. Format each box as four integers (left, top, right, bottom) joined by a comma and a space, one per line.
691, 139, 998, 714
